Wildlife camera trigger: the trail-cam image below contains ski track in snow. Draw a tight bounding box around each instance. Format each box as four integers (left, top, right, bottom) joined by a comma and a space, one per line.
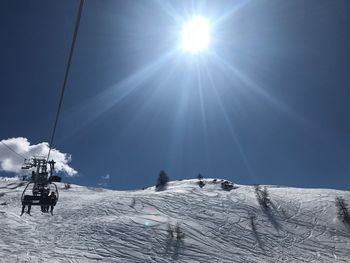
0, 178, 349, 262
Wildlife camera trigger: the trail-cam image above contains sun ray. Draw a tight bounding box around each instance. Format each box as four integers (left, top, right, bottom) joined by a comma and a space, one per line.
195, 57, 212, 170
212, 0, 251, 27
60, 49, 177, 140
152, 0, 183, 23
202, 58, 256, 181
210, 52, 308, 125
168, 57, 195, 170
125, 51, 186, 157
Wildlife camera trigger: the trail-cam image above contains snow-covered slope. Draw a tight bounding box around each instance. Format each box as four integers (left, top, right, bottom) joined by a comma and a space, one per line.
0, 177, 349, 262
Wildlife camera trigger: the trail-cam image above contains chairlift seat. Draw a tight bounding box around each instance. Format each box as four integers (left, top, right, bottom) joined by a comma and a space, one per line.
22, 195, 57, 206
49, 175, 62, 182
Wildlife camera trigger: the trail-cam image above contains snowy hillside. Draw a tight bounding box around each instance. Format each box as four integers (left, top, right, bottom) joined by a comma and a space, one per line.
0, 177, 349, 262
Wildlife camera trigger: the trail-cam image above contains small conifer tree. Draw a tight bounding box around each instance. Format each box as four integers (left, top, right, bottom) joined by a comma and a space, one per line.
198, 180, 205, 188
156, 170, 169, 191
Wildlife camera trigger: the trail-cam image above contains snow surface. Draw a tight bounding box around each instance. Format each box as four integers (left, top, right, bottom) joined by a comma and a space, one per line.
0, 177, 349, 262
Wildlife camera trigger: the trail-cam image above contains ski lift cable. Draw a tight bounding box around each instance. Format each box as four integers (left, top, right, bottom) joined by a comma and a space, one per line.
47, 0, 85, 162
1, 141, 27, 160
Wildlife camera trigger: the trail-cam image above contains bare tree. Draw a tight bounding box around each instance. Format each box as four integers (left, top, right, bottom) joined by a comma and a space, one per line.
336, 196, 350, 224
255, 185, 270, 208
167, 223, 174, 238
175, 223, 185, 240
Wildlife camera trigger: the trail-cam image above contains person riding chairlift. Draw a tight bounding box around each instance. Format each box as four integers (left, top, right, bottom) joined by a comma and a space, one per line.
20, 202, 31, 216
48, 191, 57, 215
41, 188, 50, 213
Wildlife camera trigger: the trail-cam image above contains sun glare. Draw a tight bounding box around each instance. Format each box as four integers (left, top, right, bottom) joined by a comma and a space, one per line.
181, 16, 210, 53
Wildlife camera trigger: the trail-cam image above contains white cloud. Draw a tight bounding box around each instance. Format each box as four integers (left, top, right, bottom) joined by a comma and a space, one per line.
101, 174, 110, 180
0, 137, 77, 176
98, 174, 110, 188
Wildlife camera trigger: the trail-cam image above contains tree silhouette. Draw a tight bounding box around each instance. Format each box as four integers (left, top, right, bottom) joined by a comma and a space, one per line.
255, 185, 270, 208
156, 170, 169, 191
336, 196, 350, 224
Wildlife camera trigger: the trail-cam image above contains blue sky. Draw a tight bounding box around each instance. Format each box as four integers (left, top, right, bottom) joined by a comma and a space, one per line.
1, 0, 350, 190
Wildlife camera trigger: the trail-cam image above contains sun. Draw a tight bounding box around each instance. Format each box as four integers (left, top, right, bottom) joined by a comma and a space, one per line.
181, 16, 211, 53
